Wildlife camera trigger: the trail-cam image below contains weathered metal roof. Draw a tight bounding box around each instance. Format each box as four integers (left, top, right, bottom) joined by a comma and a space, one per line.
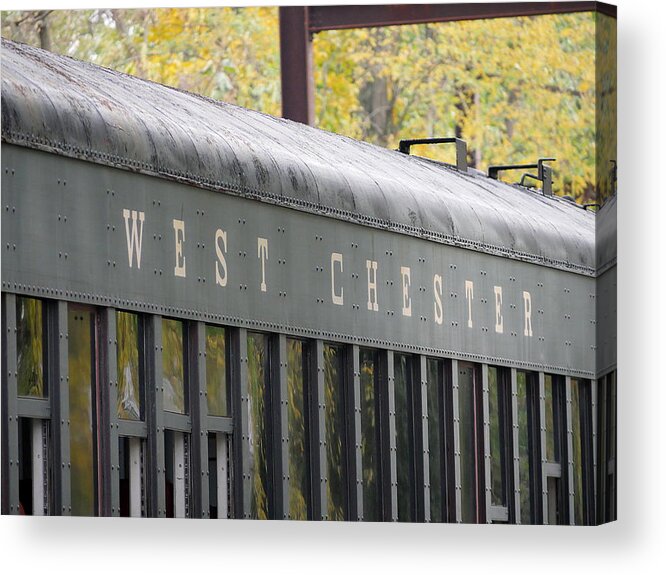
596, 193, 617, 273
1, 38, 595, 274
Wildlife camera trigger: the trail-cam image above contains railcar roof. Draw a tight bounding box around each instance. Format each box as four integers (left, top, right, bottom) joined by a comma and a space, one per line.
596, 193, 616, 273
1, 38, 595, 274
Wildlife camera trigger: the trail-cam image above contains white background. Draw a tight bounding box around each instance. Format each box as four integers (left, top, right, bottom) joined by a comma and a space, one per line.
1, 1, 663, 573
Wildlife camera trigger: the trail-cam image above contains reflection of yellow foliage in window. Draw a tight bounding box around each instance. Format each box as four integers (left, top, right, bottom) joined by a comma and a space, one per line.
359, 352, 378, 519
17, 297, 44, 397
247, 333, 268, 519
324, 344, 345, 520
206, 326, 227, 416
68, 308, 95, 516
162, 318, 185, 414
117, 311, 140, 420
287, 339, 307, 520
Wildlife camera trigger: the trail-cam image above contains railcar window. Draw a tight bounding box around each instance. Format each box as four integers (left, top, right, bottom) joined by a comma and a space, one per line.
426, 359, 445, 523
162, 319, 186, 414
206, 326, 228, 417
324, 344, 347, 521
117, 311, 142, 420
571, 379, 584, 525
68, 306, 98, 516
16, 297, 46, 398
488, 366, 510, 512
360, 348, 381, 522
165, 430, 190, 518
247, 332, 271, 519
287, 338, 309, 520
516, 371, 534, 524
458, 362, 483, 523
118, 436, 145, 517
18, 418, 50, 515
208, 432, 232, 519
394, 353, 416, 522
598, 372, 617, 523
608, 372, 617, 520
544, 375, 567, 525
545, 376, 557, 463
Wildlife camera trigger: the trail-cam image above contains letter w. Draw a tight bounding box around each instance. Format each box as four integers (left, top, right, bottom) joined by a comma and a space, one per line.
123, 209, 145, 269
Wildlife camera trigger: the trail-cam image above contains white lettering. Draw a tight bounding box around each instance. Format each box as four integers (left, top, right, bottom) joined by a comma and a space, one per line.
433, 274, 443, 325
122, 209, 145, 269
523, 291, 533, 337
494, 286, 504, 334
331, 252, 344, 306
401, 266, 412, 317
366, 260, 379, 311
258, 237, 269, 292
215, 229, 228, 287
465, 280, 474, 328
173, 219, 186, 277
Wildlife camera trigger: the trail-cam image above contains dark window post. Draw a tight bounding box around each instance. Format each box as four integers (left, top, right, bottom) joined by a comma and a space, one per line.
52, 300, 71, 516
510, 369, 521, 522
348, 344, 363, 520
415, 355, 429, 522
379, 350, 397, 522
311, 339, 328, 520
482, 364, 492, 523
1, 293, 19, 514
104, 307, 120, 517
190, 321, 210, 518
145, 315, 166, 517
273, 333, 289, 519
231, 328, 251, 519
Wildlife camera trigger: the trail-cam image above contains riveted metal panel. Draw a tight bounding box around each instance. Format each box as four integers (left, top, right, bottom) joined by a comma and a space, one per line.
16, 398, 50, 420
1, 293, 19, 514
538, 372, 548, 524
118, 420, 148, 438
382, 350, 398, 521
451, 359, 462, 523
596, 266, 616, 377
596, 195, 616, 379
349, 344, 363, 521
416, 355, 430, 522
2, 39, 596, 275
50, 300, 71, 515
206, 417, 233, 434
481, 364, 492, 523
313, 340, 328, 520
105, 307, 120, 517
46, 300, 71, 516
565, 376, 575, 524
273, 333, 289, 519
510, 369, 521, 524
2, 146, 596, 377
231, 328, 251, 518
145, 315, 166, 517
191, 321, 210, 518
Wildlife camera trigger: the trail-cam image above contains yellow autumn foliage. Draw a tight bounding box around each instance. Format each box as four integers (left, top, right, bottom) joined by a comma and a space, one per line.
1, 8, 615, 202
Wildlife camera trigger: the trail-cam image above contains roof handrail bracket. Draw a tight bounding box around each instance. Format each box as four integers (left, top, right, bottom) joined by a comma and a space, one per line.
398, 137, 467, 172
488, 158, 556, 196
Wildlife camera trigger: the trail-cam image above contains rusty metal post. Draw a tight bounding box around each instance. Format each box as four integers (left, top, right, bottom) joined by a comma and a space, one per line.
279, 6, 315, 125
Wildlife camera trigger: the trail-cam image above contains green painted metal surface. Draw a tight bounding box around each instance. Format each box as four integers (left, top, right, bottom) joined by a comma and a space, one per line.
2, 145, 596, 376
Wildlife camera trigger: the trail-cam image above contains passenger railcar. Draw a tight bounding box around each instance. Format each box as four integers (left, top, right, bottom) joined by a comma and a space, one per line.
0, 39, 616, 523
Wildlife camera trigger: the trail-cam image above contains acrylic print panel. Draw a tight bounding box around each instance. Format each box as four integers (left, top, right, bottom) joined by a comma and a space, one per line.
0, 3, 616, 524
